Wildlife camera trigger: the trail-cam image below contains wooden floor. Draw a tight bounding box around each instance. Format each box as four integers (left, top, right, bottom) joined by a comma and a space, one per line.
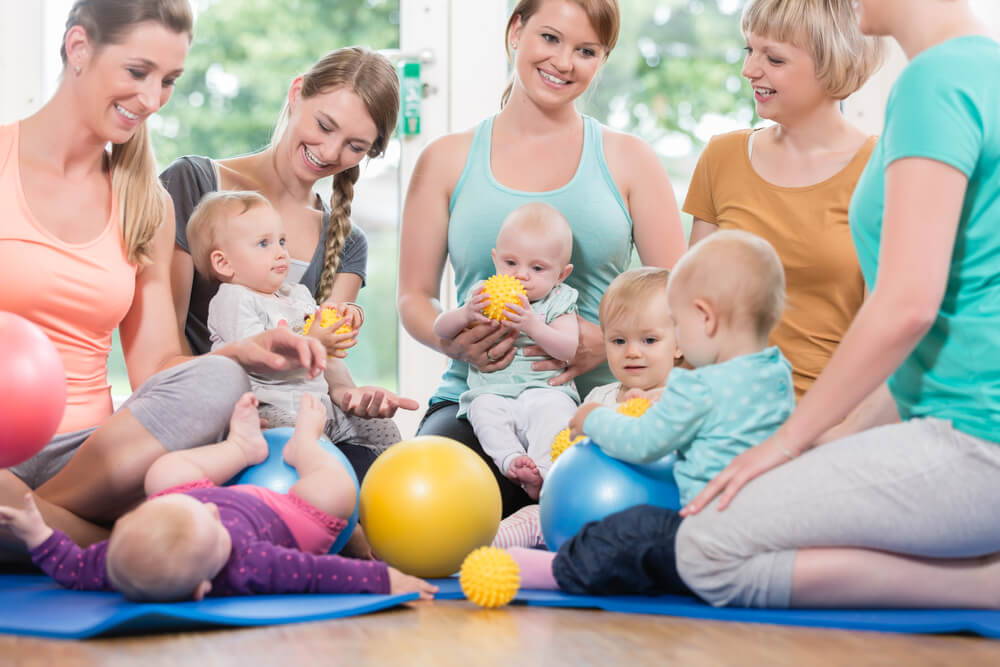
4, 599, 1000, 666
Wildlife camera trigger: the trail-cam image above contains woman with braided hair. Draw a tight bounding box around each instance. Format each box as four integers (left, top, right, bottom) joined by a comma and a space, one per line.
163, 47, 417, 482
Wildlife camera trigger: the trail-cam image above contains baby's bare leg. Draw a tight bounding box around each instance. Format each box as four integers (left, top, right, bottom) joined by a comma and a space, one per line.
284, 394, 357, 520
144, 393, 268, 496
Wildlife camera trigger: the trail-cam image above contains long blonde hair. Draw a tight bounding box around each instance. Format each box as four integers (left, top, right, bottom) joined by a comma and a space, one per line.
62, 0, 194, 265
271, 48, 399, 303
501, 0, 620, 108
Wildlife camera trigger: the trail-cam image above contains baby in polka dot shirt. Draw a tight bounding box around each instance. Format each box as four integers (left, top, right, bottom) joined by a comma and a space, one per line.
0, 393, 436, 602
569, 230, 795, 506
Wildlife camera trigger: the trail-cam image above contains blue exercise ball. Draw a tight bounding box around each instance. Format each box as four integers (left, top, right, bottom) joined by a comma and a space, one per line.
539, 439, 681, 551
229, 427, 359, 555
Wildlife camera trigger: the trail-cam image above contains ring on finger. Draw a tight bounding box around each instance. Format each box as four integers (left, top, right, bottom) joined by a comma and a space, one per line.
486, 348, 498, 363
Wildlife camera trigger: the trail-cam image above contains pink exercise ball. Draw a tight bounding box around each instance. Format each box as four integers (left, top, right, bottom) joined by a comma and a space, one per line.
0, 312, 66, 468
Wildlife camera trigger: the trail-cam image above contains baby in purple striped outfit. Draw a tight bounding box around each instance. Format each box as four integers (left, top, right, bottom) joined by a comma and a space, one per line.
0, 393, 436, 603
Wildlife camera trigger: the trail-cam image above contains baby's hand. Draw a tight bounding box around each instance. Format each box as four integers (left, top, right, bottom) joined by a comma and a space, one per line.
501, 294, 539, 332
568, 402, 602, 438
388, 567, 438, 600
0, 493, 54, 550
304, 307, 356, 358
321, 301, 364, 333
462, 287, 491, 326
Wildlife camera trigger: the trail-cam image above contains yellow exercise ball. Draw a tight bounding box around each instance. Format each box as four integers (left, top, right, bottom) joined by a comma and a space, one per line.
360, 435, 502, 578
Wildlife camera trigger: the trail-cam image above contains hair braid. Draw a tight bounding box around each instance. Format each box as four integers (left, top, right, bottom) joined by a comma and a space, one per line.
317, 166, 360, 303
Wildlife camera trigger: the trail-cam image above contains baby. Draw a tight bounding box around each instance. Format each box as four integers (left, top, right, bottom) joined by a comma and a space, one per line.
508, 230, 795, 595
186, 190, 402, 453
492, 267, 681, 549
434, 203, 579, 499
0, 393, 436, 602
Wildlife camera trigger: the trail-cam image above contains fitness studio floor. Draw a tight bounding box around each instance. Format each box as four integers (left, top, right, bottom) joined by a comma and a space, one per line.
4, 601, 1000, 665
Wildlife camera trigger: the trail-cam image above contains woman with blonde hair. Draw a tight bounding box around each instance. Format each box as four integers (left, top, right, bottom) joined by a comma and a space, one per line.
163, 47, 417, 481
0, 0, 327, 549
399, 0, 687, 515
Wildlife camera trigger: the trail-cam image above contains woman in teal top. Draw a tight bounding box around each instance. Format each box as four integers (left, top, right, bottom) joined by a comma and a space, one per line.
398, 0, 687, 515
675, 1, 1000, 609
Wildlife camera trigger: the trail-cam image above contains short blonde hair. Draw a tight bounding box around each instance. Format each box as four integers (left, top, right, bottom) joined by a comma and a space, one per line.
598, 267, 670, 331
741, 0, 884, 100
186, 190, 271, 280
498, 203, 574, 266
107, 500, 210, 602
669, 231, 785, 339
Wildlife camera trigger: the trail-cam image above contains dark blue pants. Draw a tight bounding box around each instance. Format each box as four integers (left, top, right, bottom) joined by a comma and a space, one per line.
417, 401, 533, 518
552, 504, 693, 597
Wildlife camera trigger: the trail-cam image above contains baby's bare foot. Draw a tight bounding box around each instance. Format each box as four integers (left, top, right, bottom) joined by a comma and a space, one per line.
507, 456, 543, 500
283, 393, 328, 467
228, 393, 268, 466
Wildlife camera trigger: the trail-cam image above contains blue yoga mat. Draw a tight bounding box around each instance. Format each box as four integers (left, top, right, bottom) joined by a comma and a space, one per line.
431, 578, 1000, 638
0, 574, 417, 639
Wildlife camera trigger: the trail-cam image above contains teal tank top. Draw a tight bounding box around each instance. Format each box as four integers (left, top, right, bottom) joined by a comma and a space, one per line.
433, 115, 633, 404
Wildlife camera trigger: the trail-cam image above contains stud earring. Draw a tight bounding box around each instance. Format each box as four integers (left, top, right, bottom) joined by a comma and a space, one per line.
74, 65, 81, 76
510, 41, 518, 50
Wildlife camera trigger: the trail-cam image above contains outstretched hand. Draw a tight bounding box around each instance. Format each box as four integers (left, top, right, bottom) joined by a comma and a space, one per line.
220, 327, 327, 379
680, 435, 796, 517
0, 493, 54, 550
332, 386, 420, 419
388, 567, 438, 601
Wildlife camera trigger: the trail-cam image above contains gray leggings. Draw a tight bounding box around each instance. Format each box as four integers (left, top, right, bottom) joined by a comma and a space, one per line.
675, 417, 1000, 607
10, 356, 249, 489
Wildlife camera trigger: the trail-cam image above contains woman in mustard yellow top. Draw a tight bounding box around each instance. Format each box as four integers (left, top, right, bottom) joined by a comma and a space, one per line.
684, 0, 883, 410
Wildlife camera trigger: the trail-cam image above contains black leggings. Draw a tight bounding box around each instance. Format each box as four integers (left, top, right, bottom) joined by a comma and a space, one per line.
552, 504, 693, 597
417, 401, 533, 518
336, 443, 379, 484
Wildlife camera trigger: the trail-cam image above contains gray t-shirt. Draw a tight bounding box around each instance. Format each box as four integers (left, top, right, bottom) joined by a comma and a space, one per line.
160, 155, 368, 354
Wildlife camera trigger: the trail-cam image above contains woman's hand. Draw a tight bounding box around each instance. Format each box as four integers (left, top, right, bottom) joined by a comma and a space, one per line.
439, 320, 518, 373
0, 493, 54, 550
680, 432, 799, 517
331, 385, 420, 419
219, 327, 327, 379
525, 316, 604, 386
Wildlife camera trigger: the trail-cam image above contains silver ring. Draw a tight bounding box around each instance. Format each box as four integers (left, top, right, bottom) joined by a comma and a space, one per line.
486, 348, 498, 363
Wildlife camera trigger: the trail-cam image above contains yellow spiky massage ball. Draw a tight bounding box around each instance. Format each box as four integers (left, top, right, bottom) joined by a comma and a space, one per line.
480, 274, 527, 322
551, 427, 586, 462
616, 397, 652, 417
459, 546, 521, 608
303, 307, 354, 356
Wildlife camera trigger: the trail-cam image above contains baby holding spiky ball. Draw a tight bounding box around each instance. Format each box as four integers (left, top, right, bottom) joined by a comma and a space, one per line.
434, 203, 580, 500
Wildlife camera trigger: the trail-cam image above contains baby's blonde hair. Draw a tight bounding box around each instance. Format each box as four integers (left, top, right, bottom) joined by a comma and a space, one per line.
186, 190, 271, 281
598, 267, 670, 331
106, 499, 212, 602
669, 231, 785, 340
498, 203, 574, 266
741, 0, 884, 100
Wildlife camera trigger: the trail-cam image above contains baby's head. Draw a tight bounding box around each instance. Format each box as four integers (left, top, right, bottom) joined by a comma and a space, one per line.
599, 267, 681, 393
107, 494, 232, 602
492, 203, 574, 302
666, 230, 785, 367
186, 191, 290, 294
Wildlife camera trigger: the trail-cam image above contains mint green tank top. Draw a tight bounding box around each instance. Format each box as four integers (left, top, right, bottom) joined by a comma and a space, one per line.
433, 115, 634, 404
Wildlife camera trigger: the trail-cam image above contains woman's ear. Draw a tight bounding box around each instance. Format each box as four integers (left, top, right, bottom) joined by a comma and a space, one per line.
64, 25, 91, 74
287, 76, 305, 112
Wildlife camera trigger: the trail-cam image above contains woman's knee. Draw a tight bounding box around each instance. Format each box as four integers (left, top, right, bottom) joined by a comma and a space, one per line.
675, 509, 750, 607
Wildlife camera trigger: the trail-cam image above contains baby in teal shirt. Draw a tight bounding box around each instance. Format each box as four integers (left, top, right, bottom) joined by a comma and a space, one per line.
569, 230, 795, 505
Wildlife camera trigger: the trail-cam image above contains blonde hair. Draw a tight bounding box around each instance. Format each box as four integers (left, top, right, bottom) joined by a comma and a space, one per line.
186, 190, 270, 281
741, 0, 884, 100
501, 0, 620, 108
598, 267, 670, 331
62, 0, 194, 265
107, 500, 210, 602
498, 203, 574, 266
271, 47, 399, 303
669, 231, 785, 339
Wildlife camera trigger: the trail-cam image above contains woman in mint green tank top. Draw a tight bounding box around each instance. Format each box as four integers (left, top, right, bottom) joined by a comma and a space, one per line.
399, 0, 687, 515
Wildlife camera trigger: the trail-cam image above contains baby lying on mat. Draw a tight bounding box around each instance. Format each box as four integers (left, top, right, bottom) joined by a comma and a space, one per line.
0, 393, 436, 602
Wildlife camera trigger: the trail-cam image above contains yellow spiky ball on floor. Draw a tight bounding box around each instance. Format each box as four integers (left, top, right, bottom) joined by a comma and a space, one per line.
303, 307, 354, 356
551, 427, 586, 462
459, 546, 521, 608
480, 274, 527, 322
616, 397, 651, 417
